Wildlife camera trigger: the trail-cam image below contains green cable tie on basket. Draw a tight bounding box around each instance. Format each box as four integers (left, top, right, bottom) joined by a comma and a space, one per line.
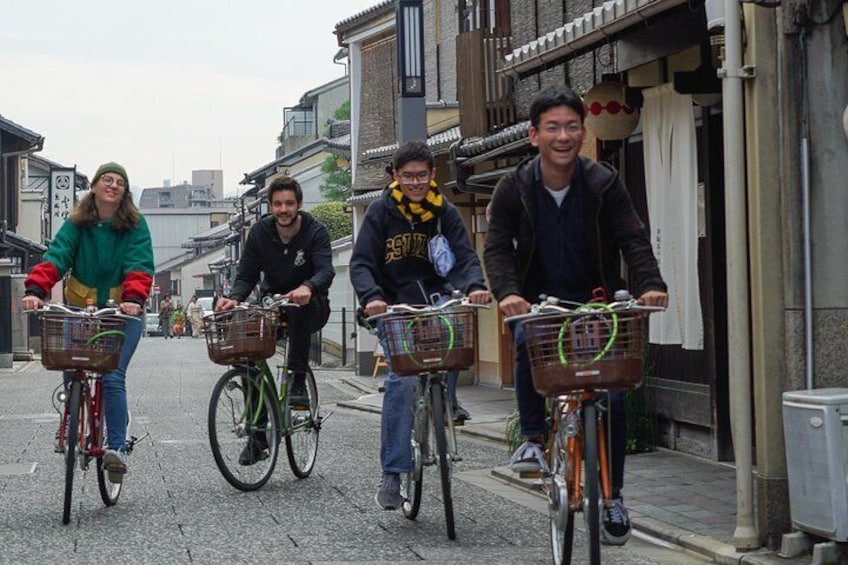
84, 330, 127, 346
557, 302, 619, 366
401, 314, 456, 356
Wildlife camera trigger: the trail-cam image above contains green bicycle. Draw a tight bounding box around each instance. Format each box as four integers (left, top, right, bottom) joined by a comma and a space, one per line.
204, 295, 325, 491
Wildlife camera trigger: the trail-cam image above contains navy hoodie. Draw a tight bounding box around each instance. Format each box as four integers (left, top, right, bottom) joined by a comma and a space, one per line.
350, 189, 487, 306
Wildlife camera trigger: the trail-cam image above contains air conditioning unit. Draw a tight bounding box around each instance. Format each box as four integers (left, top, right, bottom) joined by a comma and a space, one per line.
782, 388, 848, 541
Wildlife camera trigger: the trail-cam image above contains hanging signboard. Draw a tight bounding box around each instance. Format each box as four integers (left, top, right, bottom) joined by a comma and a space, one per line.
49, 167, 76, 239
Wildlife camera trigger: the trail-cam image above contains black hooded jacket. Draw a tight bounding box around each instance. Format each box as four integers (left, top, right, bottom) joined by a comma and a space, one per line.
350, 189, 487, 306
483, 155, 666, 301
229, 211, 335, 302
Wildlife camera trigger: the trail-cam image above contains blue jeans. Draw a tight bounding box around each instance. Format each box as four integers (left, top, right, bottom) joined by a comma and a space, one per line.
64, 315, 143, 450
512, 321, 627, 497
377, 321, 460, 473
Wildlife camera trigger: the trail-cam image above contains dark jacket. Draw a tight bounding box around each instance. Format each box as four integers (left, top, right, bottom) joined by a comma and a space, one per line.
483, 155, 666, 302
229, 211, 335, 302
350, 189, 487, 306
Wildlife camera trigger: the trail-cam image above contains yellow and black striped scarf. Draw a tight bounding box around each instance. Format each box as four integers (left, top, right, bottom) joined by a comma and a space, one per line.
389, 180, 444, 222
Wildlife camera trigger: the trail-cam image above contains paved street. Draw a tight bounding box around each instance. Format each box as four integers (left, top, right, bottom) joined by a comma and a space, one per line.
0, 336, 709, 564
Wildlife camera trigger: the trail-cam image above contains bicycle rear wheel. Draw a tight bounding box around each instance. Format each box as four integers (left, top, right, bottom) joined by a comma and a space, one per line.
431, 380, 456, 540
208, 367, 280, 491
285, 368, 319, 478
96, 402, 123, 506
62, 380, 82, 525
550, 415, 575, 565
583, 402, 601, 565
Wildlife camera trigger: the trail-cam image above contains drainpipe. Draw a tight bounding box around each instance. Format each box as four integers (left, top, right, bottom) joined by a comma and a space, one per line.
798, 28, 813, 390
719, 0, 759, 549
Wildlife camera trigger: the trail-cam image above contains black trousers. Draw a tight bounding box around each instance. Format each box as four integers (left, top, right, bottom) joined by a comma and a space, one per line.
279, 294, 329, 374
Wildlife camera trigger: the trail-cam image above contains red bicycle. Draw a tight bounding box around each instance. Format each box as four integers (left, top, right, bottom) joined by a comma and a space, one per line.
34, 302, 142, 524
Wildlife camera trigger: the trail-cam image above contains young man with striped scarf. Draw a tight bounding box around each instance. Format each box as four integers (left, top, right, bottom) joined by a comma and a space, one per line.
350, 140, 492, 510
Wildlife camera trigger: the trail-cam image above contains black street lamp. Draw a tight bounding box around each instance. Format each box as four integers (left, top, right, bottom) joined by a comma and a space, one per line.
395, 0, 427, 144
397, 0, 425, 97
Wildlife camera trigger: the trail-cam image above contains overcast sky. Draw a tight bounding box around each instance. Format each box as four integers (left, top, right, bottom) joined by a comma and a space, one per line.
0, 0, 379, 196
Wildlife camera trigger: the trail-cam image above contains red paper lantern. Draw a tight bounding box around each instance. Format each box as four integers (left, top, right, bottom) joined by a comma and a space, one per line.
583, 81, 639, 140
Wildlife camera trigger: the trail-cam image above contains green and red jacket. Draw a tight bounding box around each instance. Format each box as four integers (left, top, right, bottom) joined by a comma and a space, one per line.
25, 216, 154, 308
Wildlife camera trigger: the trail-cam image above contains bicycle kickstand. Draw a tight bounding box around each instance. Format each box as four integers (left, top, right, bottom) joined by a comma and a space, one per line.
125, 432, 150, 454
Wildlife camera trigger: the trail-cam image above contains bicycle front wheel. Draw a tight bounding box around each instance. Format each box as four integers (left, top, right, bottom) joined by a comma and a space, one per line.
583, 402, 601, 565
96, 403, 123, 506
208, 367, 280, 491
402, 383, 427, 520
550, 416, 575, 565
62, 380, 82, 525
431, 380, 456, 540
285, 368, 319, 478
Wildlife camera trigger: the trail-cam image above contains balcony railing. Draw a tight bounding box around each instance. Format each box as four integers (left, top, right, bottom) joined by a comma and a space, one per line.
456, 29, 514, 138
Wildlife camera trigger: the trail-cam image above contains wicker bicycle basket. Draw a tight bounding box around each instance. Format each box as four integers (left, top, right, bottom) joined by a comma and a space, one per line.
203, 308, 279, 365
381, 309, 477, 376
40, 313, 126, 373
522, 310, 648, 395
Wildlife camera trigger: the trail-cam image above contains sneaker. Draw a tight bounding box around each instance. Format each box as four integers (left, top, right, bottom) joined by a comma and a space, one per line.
452, 405, 471, 424
374, 472, 402, 510
288, 377, 309, 408
238, 436, 270, 466
102, 448, 128, 483
601, 498, 632, 545
508, 440, 549, 474
54, 428, 65, 453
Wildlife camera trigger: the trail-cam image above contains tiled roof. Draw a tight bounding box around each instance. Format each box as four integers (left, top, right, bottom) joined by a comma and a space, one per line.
346, 189, 384, 206
361, 125, 462, 161
334, 1, 394, 35
501, 0, 687, 78
454, 121, 531, 160
0, 114, 42, 144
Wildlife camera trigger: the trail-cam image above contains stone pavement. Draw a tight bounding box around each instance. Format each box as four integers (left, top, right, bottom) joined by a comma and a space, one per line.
337, 373, 811, 565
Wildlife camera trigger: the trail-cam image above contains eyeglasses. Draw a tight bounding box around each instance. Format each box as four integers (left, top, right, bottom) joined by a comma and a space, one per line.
541, 123, 584, 136
399, 171, 431, 183
399, 171, 431, 184
100, 175, 126, 189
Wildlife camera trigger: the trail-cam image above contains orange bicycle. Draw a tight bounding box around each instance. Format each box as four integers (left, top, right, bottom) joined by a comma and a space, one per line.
507, 292, 661, 565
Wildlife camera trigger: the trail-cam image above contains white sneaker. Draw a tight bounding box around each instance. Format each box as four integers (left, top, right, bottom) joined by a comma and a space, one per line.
102, 449, 129, 483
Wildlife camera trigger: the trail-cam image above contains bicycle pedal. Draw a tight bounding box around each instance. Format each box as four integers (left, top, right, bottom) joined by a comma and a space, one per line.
452, 419, 465, 427
519, 470, 545, 480
451, 454, 463, 462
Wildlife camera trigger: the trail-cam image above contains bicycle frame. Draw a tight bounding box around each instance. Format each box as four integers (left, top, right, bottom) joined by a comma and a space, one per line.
549, 392, 612, 513
58, 370, 107, 467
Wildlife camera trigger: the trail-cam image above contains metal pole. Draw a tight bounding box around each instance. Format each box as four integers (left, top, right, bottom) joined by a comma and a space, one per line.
721, 0, 758, 548
342, 307, 347, 366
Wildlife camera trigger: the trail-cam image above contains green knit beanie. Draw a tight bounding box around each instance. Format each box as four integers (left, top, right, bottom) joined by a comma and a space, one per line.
92, 162, 129, 188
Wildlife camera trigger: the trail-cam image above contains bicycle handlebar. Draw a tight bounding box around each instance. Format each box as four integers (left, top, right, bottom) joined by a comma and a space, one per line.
504, 293, 665, 324
361, 296, 489, 332
29, 301, 140, 321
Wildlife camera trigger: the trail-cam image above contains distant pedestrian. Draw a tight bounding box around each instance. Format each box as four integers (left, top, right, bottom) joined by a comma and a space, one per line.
171, 306, 185, 338
159, 294, 174, 338
187, 295, 203, 337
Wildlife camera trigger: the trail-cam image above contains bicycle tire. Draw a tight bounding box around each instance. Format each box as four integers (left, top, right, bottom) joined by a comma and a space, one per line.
96, 396, 122, 506
62, 380, 82, 525
550, 415, 575, 565
403, 381, 427, 520
208, 367, 280, 491
583, 402, 601, 565
284, 368, 320, 478
431, 381, 456, 540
